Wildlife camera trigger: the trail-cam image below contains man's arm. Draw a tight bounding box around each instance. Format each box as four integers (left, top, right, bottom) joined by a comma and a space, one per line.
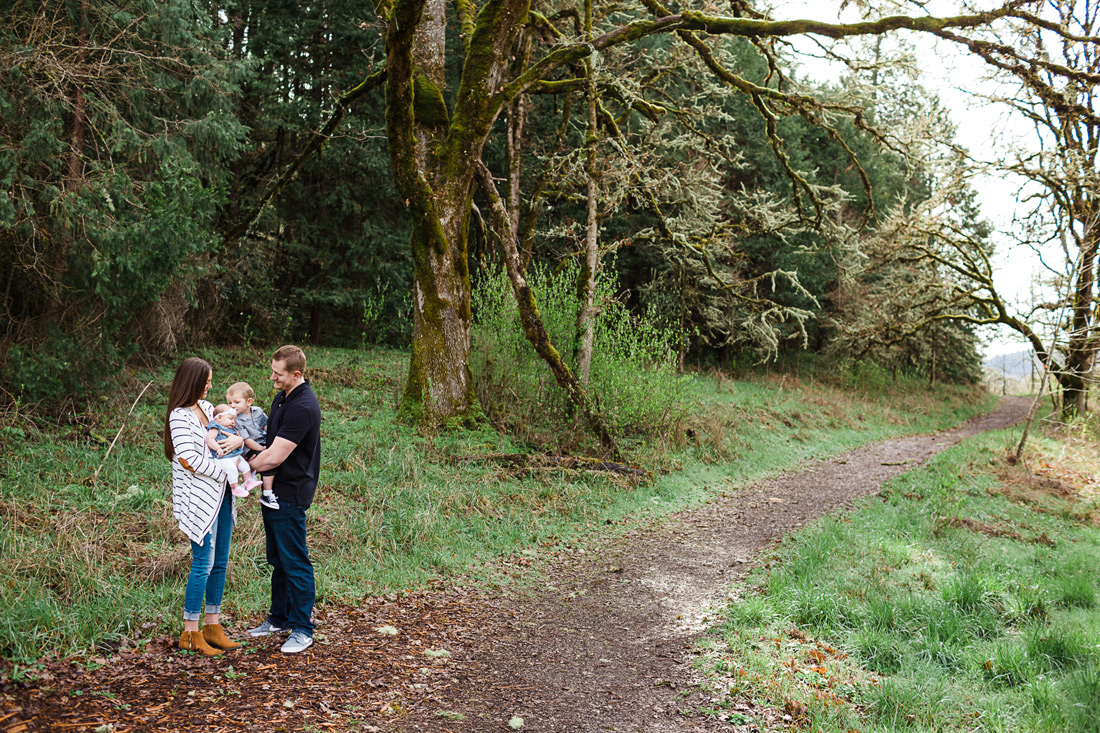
249, 436, 297, 472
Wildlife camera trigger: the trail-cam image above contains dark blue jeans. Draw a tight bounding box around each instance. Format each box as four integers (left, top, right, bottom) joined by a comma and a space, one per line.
261, 501, 315, 635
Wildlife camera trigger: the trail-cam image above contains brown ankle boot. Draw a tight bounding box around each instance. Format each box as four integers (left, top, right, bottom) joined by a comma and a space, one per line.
202, 623, 242, 651
179, 629, 223, 656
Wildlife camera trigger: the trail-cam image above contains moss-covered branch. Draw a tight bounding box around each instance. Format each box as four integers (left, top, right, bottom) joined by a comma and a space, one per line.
473, 161, 624, 460
443, 0, 532, 189
932, 26, 1100, 126
675, 2, 1031, 38
498, 2, 1035, 108
637, 0, 883, 227
452, 0, 477, 51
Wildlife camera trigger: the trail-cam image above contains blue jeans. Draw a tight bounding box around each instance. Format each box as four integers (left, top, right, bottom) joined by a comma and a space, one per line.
183, 490, 233, 621
262, 501, 315, 635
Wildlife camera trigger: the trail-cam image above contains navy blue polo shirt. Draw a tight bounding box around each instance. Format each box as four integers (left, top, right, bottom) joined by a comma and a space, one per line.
266, 379, 321, 507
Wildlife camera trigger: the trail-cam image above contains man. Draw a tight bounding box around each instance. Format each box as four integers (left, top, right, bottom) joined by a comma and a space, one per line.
246, 344, 322, 654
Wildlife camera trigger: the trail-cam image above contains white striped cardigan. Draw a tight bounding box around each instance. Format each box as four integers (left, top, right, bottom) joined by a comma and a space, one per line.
169, 400, 236, 545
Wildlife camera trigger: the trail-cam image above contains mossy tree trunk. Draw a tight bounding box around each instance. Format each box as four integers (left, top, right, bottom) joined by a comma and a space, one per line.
574, 0, 600, 387
386, 0, 531, 425
506, 28, 532, 242
1059, 217, 1096, 420
392, 0, 482, 425
979, 0, 1099, 422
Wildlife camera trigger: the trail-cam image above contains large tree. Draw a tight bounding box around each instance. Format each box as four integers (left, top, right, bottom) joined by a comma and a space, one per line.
833, 0, 1100, 418
999, 0, 1100, 417
378, 0, 1045, 427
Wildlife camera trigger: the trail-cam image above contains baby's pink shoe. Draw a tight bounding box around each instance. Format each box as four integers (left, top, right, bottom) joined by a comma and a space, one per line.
231, 485, 249, 498
243, 478, 263, 492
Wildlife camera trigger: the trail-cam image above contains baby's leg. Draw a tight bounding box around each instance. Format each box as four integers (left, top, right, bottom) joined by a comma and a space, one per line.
216, 456, 247, 497
236, 456, 262, 491
214, 456, 239, 485
258, 473, 279, 509
236, 456, 255, 482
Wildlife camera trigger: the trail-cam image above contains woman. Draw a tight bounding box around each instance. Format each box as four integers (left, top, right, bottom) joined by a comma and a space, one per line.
164, 357, 245, 656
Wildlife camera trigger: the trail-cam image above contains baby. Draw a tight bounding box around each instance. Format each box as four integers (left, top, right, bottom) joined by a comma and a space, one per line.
206, 405, 263, 498
225, 382, 279, 510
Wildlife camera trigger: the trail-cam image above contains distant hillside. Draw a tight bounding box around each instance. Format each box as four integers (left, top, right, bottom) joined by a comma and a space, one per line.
984, 350, 1039, 380
983, 349, 1039, 394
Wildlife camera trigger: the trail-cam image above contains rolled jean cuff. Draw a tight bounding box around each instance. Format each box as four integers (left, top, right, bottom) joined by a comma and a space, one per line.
183, 611, 202, 622
205, 603, 222, 615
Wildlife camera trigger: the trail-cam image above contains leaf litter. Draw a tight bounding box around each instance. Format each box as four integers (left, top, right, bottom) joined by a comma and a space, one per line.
0, 588, 489, 732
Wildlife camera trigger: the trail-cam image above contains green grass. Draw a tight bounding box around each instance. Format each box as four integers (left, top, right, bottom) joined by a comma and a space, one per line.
0, 346, 991, 665
698, 422, 1100, 732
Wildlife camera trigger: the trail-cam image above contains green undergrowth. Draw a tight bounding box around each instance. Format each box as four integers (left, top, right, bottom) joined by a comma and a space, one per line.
0, 346, 991, 666
698, 421, 1100, 732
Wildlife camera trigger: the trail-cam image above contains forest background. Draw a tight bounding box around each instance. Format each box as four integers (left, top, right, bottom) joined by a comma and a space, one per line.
2, 0, 1028, 415
2, 3, 1100, 729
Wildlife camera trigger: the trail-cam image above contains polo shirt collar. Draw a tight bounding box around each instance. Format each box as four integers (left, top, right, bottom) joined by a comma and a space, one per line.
278, 378, 311, 403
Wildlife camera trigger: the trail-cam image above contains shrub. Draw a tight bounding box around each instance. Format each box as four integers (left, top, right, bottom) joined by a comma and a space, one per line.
470, 263, 688, 448
4, 323, 139, 407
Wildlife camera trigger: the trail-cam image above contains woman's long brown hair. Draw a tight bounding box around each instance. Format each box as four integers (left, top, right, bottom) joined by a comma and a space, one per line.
163, 357, 211, 461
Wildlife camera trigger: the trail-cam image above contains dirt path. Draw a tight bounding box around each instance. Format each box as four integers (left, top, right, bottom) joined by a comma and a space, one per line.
397, 397, 1033, 732
0, 398, 1031, 733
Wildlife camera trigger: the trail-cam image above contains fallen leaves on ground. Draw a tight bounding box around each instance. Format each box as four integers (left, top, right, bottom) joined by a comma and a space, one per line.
0, 588, 489, 732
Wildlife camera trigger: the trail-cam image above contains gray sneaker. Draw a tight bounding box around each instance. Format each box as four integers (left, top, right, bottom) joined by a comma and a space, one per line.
247, 618, 286, 637
281, 630, 313, 654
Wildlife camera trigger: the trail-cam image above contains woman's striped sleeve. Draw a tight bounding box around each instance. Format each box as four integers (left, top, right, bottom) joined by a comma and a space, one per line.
169, 411, 228, 483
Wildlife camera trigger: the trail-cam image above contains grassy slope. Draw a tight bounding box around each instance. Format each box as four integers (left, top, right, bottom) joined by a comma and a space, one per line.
698, 416, 1100, 731
0, 346, 991, 665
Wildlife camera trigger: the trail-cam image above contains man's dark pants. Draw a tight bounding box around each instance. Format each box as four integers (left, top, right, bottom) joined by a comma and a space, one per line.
261, 502, 315, 635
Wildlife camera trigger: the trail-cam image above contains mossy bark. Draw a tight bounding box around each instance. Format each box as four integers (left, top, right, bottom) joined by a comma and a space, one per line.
575, 0, 599, 387
1060, 224, 1096, 420
399, 193, 481, 427
388, 0, 531, 427
389, 0, 478, 426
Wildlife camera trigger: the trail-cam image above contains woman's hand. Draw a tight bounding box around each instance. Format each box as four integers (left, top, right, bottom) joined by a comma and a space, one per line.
217, 433, 244, 454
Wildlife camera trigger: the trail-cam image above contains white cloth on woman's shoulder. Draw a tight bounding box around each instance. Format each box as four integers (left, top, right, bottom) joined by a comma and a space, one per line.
170, 399, 236, 545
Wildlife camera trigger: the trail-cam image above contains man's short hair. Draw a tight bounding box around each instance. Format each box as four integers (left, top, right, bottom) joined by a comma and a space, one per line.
273, 344, 306, 374
227, 382, 256, 400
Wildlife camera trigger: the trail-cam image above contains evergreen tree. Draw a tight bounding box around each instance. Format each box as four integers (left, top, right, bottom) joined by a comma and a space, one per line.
1, 0, 247, 401
209, 0, 410, 347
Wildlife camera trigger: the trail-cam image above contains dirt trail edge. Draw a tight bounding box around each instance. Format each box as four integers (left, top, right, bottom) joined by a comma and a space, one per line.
399, 397, 1032, 733
0, 398, 1030, 733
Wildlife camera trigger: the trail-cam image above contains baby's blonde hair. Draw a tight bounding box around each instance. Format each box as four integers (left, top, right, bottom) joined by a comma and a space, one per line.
227, 382, 256, 400
213, 403, 234, 418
